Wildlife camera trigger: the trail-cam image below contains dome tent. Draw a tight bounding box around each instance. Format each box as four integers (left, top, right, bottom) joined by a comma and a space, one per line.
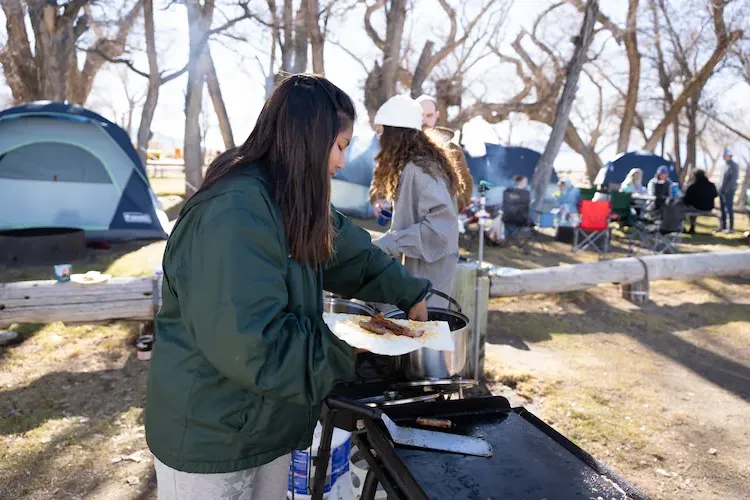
0, 102, 169, 241
594, 151, 679, 188
463, 143, 559, 206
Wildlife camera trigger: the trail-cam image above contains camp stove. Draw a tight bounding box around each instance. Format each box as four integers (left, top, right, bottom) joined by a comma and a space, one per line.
308, 354, 648, 500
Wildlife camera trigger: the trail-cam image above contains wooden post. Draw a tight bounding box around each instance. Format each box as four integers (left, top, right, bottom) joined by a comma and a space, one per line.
451, 263, 490, 381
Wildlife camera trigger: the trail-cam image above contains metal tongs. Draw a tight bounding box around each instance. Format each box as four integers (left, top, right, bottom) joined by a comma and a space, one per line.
326, 396, 492, 457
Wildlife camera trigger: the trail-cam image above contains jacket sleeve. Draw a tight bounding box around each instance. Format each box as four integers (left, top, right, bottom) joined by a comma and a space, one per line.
324, 209, 431, 312
177, 204, 355, 406
373, 169, 460, 264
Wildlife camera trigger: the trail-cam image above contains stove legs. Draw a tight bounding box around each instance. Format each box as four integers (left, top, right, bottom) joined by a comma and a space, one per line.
360, 469, 379, 500
310, 408, 337, 500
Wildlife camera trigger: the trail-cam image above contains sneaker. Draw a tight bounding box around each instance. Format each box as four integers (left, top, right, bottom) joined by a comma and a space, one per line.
723, 229, 732, 234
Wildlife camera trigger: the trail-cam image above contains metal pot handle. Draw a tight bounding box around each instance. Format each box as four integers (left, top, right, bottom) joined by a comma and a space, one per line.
425, 289, 462, 313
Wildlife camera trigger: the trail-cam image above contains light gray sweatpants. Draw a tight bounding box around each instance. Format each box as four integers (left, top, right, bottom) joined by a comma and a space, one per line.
154, 454, 290, 500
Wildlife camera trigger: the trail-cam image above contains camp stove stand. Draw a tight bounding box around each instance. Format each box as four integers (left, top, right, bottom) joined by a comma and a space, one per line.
309, 395, 650, 500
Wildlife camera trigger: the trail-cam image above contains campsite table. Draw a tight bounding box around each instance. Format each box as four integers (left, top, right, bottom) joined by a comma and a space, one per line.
630, 194, 656, 201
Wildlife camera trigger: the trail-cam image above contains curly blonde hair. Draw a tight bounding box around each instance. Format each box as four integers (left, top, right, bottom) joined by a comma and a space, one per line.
370, 126, 459, 204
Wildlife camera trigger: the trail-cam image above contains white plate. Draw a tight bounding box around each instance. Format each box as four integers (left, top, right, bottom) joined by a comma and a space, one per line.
322, 313, 454, 356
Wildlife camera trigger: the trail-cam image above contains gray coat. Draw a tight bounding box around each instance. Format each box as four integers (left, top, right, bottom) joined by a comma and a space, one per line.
373, 161, 459, 308
720, 159, 740, 195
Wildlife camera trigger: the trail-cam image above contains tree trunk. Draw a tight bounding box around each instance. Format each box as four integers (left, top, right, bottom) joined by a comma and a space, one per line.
684, 92, 700, 182
307, 0, 324, 74
292, 0, 308, 73
280, 0, 294, 72
410, 41, 434, 98
564, 124, 604, 182
184, 0, 214, 197
616, 0, 640, 153
531, 0, 598, 206
136, 0, 161, 167
378, 0, 407, 107
0, 0, 38, 103
671, 112, 681, 170
32, 3, 78, 101
206, 49, 235, 149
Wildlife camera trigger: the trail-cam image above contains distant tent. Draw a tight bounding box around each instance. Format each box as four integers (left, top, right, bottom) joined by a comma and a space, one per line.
332, 134, 380, 218
595, 151, 679, 188
464, 143, 558, 207
0, 102, 169, 241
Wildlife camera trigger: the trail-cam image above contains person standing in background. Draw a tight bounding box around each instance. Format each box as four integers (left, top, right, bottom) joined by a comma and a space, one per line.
370, 95, 460, 307
416, 95, 474, 211
717, 149, 739, 234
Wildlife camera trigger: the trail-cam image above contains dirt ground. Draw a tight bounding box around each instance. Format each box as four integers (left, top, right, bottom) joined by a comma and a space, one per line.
1, 183, 749, 499
484, 277, 750, 500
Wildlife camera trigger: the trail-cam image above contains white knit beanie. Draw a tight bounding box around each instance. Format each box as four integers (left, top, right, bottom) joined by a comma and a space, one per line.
374, 95, 423, 131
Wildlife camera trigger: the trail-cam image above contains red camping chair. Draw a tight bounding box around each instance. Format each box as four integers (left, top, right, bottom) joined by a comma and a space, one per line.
573, 200, 612, 255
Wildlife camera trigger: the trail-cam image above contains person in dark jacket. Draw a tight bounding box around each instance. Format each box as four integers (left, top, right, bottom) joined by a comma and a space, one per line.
145, 75, 430, 500
682, 169, 717, 234
718, 149, 740, 233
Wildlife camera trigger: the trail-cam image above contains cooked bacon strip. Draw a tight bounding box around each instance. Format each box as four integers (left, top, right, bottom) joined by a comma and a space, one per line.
369, 315, 423, 338
359, 321, 391, 336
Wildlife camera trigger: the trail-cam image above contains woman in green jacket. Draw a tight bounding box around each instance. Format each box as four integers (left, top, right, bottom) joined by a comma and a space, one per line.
145, 75, 430, 499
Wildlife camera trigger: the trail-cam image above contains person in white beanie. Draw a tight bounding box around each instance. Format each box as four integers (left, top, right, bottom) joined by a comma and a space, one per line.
369, 94, 460, 307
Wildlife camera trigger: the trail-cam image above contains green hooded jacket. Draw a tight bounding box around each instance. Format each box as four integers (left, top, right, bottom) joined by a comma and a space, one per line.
145, 165, 430, 473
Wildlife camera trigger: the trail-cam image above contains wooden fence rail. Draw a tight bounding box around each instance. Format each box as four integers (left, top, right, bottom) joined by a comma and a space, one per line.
1, 250, 749, 326
490, 250, 750, 298
0, 277, 157, 326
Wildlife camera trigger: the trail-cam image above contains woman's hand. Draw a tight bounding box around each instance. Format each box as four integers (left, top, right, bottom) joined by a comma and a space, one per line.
408, 300, 428, 322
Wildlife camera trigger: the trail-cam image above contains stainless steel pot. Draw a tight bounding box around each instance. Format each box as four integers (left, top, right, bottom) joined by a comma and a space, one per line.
384, 290, 469, 380
323, 297, 376, 316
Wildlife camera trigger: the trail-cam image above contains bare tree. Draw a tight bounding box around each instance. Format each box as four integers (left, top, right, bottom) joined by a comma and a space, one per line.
530, 0, 598, 206
0, 0, 141, 104
568, 0, 641, 154
642, 0, 743, 151
359, 0, 500, 125
452, 2, 607, 180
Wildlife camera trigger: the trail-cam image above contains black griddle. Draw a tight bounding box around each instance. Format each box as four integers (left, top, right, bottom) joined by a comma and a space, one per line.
312, 396, 649, 500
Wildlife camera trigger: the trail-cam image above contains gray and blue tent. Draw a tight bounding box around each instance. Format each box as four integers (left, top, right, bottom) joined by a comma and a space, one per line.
0, 102, 169, 241
594, 151, 679, 188
332, 134, 381, 218
463, 143, 558, 206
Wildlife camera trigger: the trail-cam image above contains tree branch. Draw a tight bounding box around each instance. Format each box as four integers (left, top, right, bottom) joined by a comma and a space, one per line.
363, 0, 385, 51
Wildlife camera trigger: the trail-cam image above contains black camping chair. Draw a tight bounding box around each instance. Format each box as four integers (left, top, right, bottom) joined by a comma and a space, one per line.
631, 200, 685, 254
501, 188, 542, 254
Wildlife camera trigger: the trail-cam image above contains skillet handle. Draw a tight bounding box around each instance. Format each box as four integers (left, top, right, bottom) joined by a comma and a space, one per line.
325, 396, 383, 420
426, 289, 462, 313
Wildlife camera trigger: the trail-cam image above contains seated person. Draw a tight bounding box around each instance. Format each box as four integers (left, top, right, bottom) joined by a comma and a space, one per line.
647, 165, 672, 212
682, 169, 717, 234
554, 179, 580, 227
620, 168, 647, 195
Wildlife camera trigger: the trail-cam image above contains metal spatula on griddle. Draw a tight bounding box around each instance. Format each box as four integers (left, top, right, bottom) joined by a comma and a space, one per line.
326, 396, 492, 457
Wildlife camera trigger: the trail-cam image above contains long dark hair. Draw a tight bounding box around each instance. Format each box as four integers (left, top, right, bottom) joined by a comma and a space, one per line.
370, 126, 458, 204
199, 74, 356, 265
